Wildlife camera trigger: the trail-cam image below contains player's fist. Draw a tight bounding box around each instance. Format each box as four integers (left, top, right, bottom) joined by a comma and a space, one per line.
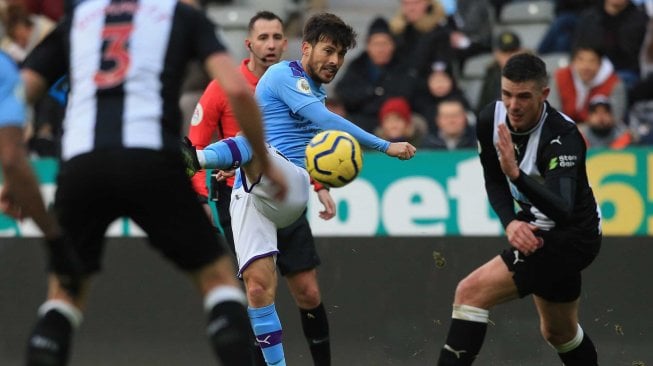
386, 142, 416, 160
180, 136, 201, 177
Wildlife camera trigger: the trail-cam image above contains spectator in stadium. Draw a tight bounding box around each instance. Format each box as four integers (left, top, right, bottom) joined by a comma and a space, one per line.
389, 0, 453, 106
537, 0, 598, 55
19, 1, 287, 365
447, 0, 494, 70
421, 96, 476, 150
412, 65, 470, 133
334, 16, 414, 133
187, 11, 336, 365
375, 96, 428, 147
549, 43, 627, 123
477, 30, 523, 113
573, 0, 648, 89
579, 94, 632, 148
437, 53, 602, 365
626, 74, 653, 144
0, 3, 54, 62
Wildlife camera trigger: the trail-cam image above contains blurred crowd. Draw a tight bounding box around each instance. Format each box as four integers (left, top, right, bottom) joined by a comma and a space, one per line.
2, 0, 652, 158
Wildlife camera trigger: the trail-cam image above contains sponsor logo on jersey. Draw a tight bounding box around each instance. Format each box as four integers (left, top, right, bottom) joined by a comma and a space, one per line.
549, 155, 577, 170
296, 78, 311, 94
191, 104, 203, 126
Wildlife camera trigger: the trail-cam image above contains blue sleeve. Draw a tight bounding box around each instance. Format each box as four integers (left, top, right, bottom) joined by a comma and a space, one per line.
0, 53, 25, 127
268, 68, 320, 113
297, 102, 390, 152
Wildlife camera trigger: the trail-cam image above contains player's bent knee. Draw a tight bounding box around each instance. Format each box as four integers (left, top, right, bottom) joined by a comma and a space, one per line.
540, 322, 578, 345
454, 276, 479, 301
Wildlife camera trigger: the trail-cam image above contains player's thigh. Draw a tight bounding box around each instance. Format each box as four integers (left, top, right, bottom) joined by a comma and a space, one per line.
230, 185, 278, 277
54, 155, 122, 274
455, 255, 520, 308
276, 212, 321, 276
126, 152, 228, 272
503, 229, 599, 302
242, 150, 310, 228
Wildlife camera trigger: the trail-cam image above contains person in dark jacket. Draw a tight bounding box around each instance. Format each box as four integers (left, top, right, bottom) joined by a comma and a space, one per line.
573, 0, 648, 89
335, 17, 414, 133
421, 96, 476, 150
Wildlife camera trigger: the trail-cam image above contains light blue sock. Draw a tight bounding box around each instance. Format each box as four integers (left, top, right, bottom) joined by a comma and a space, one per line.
248, 303, 285, 366
202, 135, 253, 170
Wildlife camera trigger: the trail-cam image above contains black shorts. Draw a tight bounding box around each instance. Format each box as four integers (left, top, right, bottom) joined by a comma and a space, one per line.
500, 228, 601, 303
213, 180, 320, 277
54, 149, 228, 274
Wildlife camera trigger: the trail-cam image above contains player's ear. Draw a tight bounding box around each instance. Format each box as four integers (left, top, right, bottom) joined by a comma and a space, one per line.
301, 41, 311, 57
541, 86, 550, 101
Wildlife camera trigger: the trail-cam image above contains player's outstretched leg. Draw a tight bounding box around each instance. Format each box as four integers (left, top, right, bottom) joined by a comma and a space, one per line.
205, 286, 256, 366
182, 135, 254, 177
248, 303, 286, 366
553, 324, 598, 366
437, 305, 489, 366
299, 303, 330, 366
25, 300, 82, 366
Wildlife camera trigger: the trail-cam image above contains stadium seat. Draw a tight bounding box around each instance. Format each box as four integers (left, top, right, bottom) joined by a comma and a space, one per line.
206, 5, 253, 60
462, 53, 494, 79
459, 52, 494, 111
500, 0, 555, 24
540, 52, 570, 74
494, 24, 549, 51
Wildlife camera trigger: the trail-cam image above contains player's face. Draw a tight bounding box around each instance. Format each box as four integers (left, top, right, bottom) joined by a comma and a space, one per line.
501, 77, 549, 132
247, 19, 287, 68
303, 39, 346, 84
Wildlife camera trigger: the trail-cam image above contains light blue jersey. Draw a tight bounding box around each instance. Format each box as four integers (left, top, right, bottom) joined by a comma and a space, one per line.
255, 60, 390, 168
0, 52, 25, 128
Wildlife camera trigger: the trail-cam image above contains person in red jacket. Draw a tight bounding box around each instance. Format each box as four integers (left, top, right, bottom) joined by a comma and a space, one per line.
187, 11, 336, 366
549, 43, 627, 123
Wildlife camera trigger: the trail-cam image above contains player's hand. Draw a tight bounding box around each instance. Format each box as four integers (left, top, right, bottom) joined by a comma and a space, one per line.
180, 136, 201, 177
316, 188, 336, 220
505, 220, 543, 255
386, 142, 416, 160
213, 169, 236, 182
45, 236, 85, 298
0, 186, 24, 220
496, 124, 520, 180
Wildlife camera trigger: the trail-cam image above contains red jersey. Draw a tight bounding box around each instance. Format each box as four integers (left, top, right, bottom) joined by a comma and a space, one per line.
188, 59, 258, 197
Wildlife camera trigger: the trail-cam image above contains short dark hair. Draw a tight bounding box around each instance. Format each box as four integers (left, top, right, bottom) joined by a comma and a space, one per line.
502, 53, 548, 88
570, 42, 604, 60
302, 13, 357, 51
248, 11, 284, 32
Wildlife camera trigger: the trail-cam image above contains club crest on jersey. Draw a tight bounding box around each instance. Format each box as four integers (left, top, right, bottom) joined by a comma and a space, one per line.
191, 104, 203, 126
296, 78, 311, 94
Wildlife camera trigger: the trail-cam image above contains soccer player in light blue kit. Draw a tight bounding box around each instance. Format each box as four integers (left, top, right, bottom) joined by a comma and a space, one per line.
184, 13, 416, 365
0, 51, 82, 295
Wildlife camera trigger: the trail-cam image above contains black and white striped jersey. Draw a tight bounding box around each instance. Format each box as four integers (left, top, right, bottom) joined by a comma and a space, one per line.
477, 101, 602, 234
24, 0, 226, 161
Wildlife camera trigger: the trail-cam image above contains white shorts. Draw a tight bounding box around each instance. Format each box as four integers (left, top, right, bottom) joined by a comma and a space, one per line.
230, 147, 310, 276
